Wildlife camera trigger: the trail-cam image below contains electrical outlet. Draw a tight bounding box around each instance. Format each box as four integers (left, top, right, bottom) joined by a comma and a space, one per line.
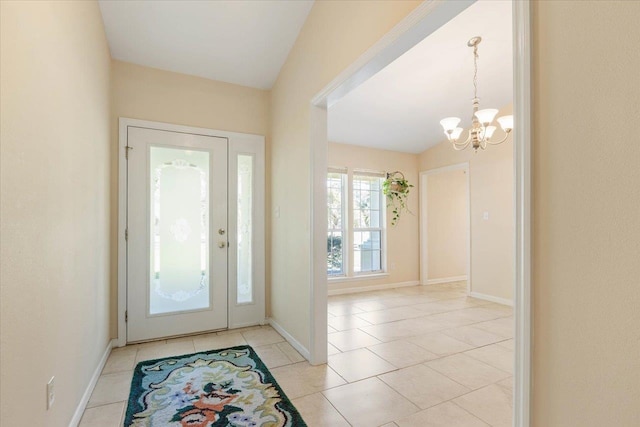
47, 376, 55, 409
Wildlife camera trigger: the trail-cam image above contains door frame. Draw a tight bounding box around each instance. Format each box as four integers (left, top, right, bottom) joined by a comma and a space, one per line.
117, 117, 266, 346
419, 163, 471, 292
308, 1, 532, 425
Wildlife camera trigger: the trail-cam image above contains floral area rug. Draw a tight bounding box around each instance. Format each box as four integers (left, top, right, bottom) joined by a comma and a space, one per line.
124, 345, 307, 427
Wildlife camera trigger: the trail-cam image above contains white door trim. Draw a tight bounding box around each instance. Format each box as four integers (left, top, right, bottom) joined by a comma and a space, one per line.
419, 162, 471, 294
308, 1, 532, 425
513, 1, 533, 425
117, 118, 265, 346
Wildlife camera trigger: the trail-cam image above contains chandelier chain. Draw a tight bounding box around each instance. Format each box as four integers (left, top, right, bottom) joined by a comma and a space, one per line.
473, 44, 479, 101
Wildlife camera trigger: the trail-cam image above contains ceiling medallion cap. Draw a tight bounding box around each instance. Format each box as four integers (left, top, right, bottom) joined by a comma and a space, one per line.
467, 36, 482, 47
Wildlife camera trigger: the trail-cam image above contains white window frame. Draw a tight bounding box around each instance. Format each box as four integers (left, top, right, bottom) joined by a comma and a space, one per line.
327, 168, 348, 278
351, 170, 386, 276
327, 168, 387, 281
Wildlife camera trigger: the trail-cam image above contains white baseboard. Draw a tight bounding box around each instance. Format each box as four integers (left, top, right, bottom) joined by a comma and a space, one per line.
69, 339, 114, 427
470, 291, 514, 307
267, 318, 310, 361
328, 280, 420, 296
425, 275, 467, 285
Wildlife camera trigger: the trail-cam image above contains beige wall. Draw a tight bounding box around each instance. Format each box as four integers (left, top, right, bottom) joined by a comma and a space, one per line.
328, 142, 420, 292
419, 106, 514, 301
426, 169, 467, 280
0, 1, 112, 425
110, 60, 271, 332
269, 0, 422, 348
532, 2, 640, 425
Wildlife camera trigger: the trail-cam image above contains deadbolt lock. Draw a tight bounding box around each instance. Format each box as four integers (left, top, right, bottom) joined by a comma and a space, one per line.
218, 228, 226, 235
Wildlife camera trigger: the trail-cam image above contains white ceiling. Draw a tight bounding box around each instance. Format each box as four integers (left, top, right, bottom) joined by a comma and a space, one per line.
328, 0, 513, 154
98, 0, 314, 90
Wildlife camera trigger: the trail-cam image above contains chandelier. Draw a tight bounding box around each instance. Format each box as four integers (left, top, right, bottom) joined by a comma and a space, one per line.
439, 36, 513, 151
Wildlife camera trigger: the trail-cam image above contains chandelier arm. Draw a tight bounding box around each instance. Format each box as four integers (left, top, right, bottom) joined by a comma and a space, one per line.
453, 130, 472, 147
452, 138, 472, 151
486, 131, 512, 145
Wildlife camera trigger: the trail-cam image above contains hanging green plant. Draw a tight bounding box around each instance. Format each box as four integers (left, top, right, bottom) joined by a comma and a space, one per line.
383, 171, 414, 226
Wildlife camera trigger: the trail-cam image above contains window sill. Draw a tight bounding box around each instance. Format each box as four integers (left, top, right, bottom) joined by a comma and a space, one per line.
328, 273, 389, 283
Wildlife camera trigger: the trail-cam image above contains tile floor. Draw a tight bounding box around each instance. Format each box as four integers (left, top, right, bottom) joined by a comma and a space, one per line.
81, 281, 513, 427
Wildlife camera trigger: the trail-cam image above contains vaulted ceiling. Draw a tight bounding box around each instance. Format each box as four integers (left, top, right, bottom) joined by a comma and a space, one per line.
99, 0, 314, 89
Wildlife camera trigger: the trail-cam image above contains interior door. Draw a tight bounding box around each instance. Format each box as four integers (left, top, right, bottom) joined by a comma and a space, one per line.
126, 126, 228, 342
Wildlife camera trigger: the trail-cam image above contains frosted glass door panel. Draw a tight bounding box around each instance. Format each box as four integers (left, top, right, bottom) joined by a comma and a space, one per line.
149, 146, 210, 315
237, 154, 253, 304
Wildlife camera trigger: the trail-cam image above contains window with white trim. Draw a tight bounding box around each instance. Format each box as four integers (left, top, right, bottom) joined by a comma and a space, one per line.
327, 170, 347, 277
352, 172, 384, 274
326, 169, 386, 278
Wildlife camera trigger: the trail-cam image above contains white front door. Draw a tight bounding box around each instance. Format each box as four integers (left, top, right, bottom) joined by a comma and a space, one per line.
126, 126, 228, 342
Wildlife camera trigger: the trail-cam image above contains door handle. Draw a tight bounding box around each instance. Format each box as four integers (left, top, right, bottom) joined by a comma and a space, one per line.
218, 241, 227, 248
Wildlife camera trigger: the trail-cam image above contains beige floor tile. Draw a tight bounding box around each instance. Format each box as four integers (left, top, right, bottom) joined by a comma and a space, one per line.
135, 340, 195, 363
410, 302, 456, 315
395, 401, 489, 427
323, 377, 419, 427
270, 362, 346, 399
453, 384, 513, 426
292, 393, 350, 427
380, 365, 470, 409
426, 290, 468, 300
102, 347, 137, 374
328, 314, 372, 331
193, 332, 247, 352
426, 353, 511, 390
216, 325, 262, 335
353, 299, 388, 311
361, 318, 445, 342
242, 327, 285, 347
496, 338, 514, 351
79, 401, 126, 427
496, 377, 514, 394
441, 325, 506, 348
253, 343, 294, 368
472, 317, 514, 338
87, 371, 133, 408
380, 424, 399, 427
408, 332, 473, 356
418, 309, 475, 328
277, 341, 305, 363
480, 303, 514, 317
464, 343, 514, 374
328, 303, 365, 316
466, 297, 494, 307
425, 308, 498, 328
368, 340, 439, 368
356, 306, 427, 324
327, 342, 341, 355
165, 335, 199, 345
428, 298, 485, 310
465, 307, 509, 321
328, 329, 381, 351
126, 339, 167, 351
378, 296, 426, 308
328, 348, 397, 382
